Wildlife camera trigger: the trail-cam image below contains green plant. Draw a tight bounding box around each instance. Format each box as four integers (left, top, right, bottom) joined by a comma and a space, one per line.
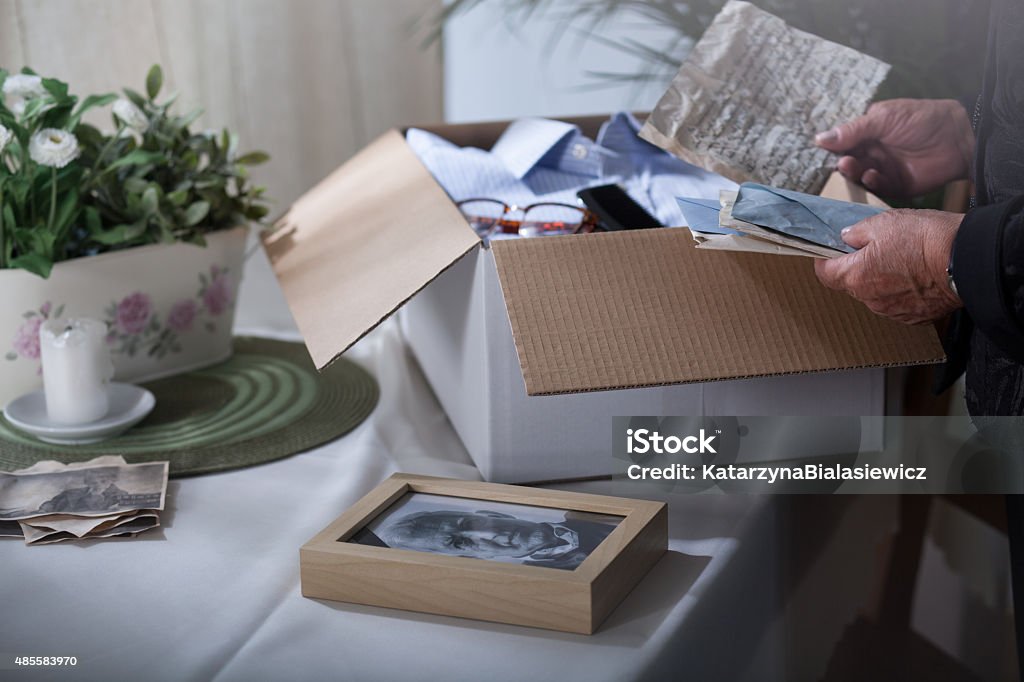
0, 69, 114, 276
82, 65, 269, 255
0, 65, 270, 279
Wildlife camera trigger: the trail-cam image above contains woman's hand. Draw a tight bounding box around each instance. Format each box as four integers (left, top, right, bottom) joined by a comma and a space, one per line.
814, 209, 963, 325
815, 99, 975, 198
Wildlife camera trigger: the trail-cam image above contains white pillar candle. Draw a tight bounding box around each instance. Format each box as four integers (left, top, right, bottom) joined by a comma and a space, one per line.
39, 318, 114, 425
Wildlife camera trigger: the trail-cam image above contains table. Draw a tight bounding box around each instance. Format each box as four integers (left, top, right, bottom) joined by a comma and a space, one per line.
1, 321, 897, 682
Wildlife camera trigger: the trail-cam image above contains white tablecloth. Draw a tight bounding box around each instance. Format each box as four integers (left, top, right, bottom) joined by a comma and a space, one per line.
1, 321, 896, 682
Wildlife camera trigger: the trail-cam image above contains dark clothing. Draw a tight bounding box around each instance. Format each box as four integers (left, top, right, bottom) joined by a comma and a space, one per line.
943, 0, 1024, 416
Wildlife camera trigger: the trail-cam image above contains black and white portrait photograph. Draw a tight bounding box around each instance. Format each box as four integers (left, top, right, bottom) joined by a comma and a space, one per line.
347, 493, 622, 570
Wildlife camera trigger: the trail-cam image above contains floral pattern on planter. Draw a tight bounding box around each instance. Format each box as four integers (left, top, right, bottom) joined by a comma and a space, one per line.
7, 264, 233, 366
5, 301, 66, 363
104, 265, 234, 360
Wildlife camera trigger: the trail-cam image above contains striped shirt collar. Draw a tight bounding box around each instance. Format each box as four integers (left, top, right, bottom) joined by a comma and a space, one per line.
491, 113, 652, 180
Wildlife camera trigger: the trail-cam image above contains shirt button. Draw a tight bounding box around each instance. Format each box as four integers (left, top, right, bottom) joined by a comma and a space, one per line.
571, 143, 588, 160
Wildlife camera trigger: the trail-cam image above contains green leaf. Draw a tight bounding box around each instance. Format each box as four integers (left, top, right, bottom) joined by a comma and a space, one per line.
2, 204, 15, 232
245, 204, 270, 219
5, 352, 17, 361
13, 225, 56, 259
174, 108, 203, 130
158, 221, 176, 243
85, 207, 102, 232
235, 151, 270, 165
41, 77, 70, 102
52, 188, 80, 237
160, 92, 180, 109
9, 253, 53, 279
141, 186, 160, 214
194, 178, 225, 190
76, 93, 118, 114
70, 93, 117, 128
166, 189, 189, 207
105, 149, 167, 172
40, 101, 76, 130
122, 88, 148, 110
146, 65, 163, 100
21, 97, 49, 120
184, 201, 210, 227
74, 123, 105, 149
89, 220, 148, 245
123, 177, 149, 194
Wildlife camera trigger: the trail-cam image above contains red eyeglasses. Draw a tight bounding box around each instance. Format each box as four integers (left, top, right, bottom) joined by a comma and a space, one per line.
456, 198, 599, 238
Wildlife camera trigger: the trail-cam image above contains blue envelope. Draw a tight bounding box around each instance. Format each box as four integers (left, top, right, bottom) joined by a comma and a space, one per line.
677, 197, 739, 235
731, 183, 885, 253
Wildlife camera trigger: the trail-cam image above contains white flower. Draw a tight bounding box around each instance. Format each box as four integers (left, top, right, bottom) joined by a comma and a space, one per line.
3, 74, 46, 99
4, 75, 47, 118
112, 98, 148, 130
29, 128, 80, 168
0, 124, 12, 153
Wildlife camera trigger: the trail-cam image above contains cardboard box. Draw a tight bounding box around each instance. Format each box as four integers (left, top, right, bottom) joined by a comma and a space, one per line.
263, 115, 944, 482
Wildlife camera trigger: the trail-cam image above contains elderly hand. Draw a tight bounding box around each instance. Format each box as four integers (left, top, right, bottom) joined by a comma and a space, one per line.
815, 99, 975, 198
814, 209, 963, 325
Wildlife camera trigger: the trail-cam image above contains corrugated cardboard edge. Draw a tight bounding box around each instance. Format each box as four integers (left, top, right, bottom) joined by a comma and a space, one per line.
515, 358, 941, 397
492, 228, 945, 396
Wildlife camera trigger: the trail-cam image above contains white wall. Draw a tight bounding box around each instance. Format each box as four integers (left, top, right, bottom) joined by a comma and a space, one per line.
443, 1, 683, 122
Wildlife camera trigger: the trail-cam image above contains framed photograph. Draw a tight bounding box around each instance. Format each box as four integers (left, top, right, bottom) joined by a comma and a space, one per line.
300, 474, 667, 634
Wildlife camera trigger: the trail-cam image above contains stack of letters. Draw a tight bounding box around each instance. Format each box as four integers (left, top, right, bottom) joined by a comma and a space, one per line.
678, 182, 886, 259
0, 455, 168, 545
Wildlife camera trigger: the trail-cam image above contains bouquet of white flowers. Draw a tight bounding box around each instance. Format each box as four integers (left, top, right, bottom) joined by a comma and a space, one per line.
0, 65, 269, 278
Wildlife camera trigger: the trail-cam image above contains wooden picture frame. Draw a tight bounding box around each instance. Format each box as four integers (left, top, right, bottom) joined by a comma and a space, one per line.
300, 474, 667, 634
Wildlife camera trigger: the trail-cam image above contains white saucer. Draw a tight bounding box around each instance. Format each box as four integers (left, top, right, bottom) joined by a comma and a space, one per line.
3, 383, 156, 445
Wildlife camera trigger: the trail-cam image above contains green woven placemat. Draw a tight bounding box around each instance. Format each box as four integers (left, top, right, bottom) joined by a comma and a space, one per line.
0, 337, 379, 477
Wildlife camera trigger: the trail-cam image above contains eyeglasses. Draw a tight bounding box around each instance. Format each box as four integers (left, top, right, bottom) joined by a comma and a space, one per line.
456, 198, 599, 239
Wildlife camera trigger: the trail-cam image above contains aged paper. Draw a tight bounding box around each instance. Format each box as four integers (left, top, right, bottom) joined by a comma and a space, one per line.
0, 456, 167, 544
640, 0, 890, 194
0, 457, 167, 521
21, 512, 160, 545
688, 229, 827, 258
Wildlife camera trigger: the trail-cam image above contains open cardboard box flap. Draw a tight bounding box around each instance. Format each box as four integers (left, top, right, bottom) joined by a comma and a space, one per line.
264, 120, 945, 395
263, 130, 480, 370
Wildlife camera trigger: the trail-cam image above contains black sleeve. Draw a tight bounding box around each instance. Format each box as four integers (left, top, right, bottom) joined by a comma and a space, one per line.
958, 93, 979, 121
952, 195, 1024, 361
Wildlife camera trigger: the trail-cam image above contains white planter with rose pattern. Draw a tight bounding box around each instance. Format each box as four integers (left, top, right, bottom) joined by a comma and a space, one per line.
1, 226, 246, 407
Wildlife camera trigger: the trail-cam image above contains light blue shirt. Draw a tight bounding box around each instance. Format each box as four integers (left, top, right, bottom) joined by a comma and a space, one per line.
406, 113, 735, 235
